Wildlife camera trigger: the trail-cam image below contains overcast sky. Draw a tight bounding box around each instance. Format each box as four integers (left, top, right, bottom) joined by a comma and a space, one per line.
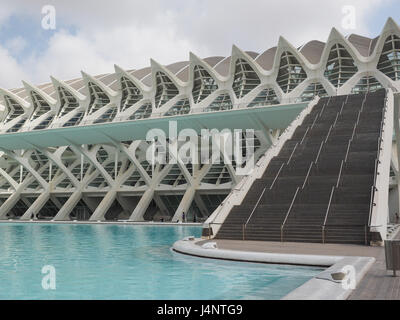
0, 0, 398, 89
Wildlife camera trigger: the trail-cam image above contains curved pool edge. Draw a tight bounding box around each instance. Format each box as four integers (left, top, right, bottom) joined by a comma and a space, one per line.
172, 238, 376, 300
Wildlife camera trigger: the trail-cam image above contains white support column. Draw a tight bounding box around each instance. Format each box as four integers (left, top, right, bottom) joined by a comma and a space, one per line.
171, 186, 196, 222
128, 188, 154, 221
172, 164, 211, 222
194, 193, 209, 217
89, 189, 118, 221
53, 190, 82, 221
20, 190, 51, 220
153, 193, 170, 217
0, 174, 38, 219
0, 190, 23, 219
116, 194, 138, 218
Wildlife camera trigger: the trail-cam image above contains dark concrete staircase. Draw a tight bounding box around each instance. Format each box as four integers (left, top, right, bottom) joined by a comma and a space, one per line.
215, 89, 387, 245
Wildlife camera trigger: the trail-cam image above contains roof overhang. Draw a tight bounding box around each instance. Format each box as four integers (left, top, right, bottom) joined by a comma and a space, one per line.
0, 102, 307, 150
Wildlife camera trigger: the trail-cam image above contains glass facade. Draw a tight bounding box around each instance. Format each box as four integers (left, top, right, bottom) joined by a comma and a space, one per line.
247, 88, 279, 107
276, 52, 307, 93
232, 59, 261, 99
29, 91, 52, 121
129, 102, 152, 120
377, 34, 400, 81
351, 76, 383, 94
204, 93, 233, 112
86, 82, 110, 115
3, 96, 24, 123
300, 83, 328, 101
192, 65, 218, 104
154, 72, 179, 108
165, 99, 190, 116
120, 76, 143, 112
324, 44, 358, 88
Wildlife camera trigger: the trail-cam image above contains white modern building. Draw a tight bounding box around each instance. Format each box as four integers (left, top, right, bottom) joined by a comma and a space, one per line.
0, 18, 399, 225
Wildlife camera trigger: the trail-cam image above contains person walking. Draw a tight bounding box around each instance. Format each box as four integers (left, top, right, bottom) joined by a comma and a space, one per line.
182, 211, 186, 223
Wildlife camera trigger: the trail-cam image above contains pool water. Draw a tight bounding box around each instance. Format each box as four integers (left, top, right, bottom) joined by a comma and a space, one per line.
0, 223, 321, 299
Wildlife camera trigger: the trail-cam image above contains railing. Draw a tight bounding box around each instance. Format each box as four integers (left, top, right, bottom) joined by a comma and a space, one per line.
368, 185, 376, 228
243, 162, 285, 236
344, 138, 352, 162
321, 223, 370, 245
205, 222, 223, 239
324, 125, 333, 143
322, 186, 335, 243
286, 143, 298, 165
281, 187, 300, 242
245, 186, 267, 230
310, 113, 319, 130
333, 113, 339, 127
368, 100, 386, 227
367, 89, 388, 232
315, 141, 324, 163
336, 160, 344, 188
269, 163, 285, 190
300, 127, 310, 145
302, 162, 314, 189
339, 101, 345, 115
319, 102, 327, 117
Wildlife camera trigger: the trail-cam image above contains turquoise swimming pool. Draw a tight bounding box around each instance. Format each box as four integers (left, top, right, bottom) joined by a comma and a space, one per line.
0, 223, 321, 299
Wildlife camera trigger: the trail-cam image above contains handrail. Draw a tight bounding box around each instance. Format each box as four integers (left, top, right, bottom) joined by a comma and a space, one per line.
351, 122, 357, 140
310, 113, 319, 130
336, 160, 344, 188
281, 187, 300, 242
356, 109, 361, 125
324, 125, 333, 143
300, 127, 310, 144
286, 143, 298, 165
245, 186, 267, 227
333, 112, 339, 127
245, 160, 285, 229
322, 186, 335, 243
302, 162, 314, 189
368, 159, 379, 226
319, 102, 327, 117
367, 91, 387, 228
270, 163, 285, 190
315, 141, 324, 163
360, 95, 367, 112
245, 162, 285, 227
368, 185, 376, 227
323, 186, 335, 227
344, 139, 352, 162
339, 101, 345, 115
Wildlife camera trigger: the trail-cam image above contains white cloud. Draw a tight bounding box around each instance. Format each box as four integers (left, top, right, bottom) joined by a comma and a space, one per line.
0, 46, 28, 88
0, 0, 393, 89
4, 36, 27, 55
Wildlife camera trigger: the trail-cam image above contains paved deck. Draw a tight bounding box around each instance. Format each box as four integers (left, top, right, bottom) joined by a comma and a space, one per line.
349, 229, 400, 300
207, 236, 400, 300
